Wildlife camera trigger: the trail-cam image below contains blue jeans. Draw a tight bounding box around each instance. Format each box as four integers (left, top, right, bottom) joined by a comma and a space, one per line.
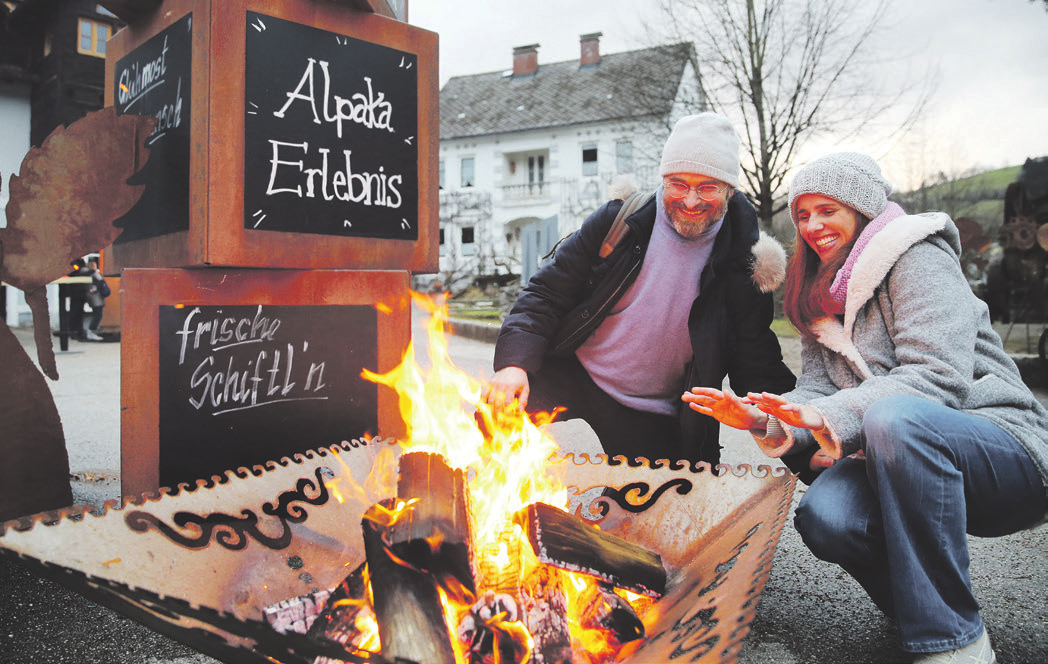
794, 395, 1046, 654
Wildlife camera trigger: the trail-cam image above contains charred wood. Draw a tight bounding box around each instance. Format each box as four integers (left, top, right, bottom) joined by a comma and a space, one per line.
306, 561, 380, 658
363, 499, 457, 664
577, 583, 644, 644
514, 502, 666, 598
389, 451, 476, 594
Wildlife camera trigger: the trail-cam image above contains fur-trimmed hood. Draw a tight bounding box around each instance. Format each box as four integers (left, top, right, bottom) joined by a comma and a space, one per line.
811, 211, 957, 378
751, 231, 788, 293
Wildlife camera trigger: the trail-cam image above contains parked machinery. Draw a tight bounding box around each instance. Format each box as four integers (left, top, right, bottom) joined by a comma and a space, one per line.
990, 156, 1048, 357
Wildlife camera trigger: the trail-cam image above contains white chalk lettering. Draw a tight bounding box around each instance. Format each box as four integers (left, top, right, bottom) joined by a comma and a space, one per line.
273, 57, 322, 125
175, 307, 328, 416
266, 141, 308, 196
117, 36, 169, 108
273, 59, 393, 138
263, 142, 403, 208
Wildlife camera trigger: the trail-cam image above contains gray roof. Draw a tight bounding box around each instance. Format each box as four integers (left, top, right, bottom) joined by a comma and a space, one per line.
440, 42, 695, 140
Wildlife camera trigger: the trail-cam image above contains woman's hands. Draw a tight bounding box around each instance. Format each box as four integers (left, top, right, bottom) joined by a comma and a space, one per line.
683, 389, 834, 471
745, 392, 825, 431
682, 387, 767, 431
481, 367, 530, 411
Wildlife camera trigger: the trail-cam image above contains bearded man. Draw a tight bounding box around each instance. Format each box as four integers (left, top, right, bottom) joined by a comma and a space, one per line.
483, 112, 796, 465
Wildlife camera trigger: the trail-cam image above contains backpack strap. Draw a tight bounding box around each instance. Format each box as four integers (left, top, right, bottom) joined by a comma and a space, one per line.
598, 190, 647, 258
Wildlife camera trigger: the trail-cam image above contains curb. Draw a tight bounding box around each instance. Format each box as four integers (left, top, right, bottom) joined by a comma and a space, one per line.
446, 317, 501, 344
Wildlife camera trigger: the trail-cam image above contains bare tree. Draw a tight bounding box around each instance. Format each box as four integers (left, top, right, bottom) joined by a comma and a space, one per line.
647, 0, 932, 227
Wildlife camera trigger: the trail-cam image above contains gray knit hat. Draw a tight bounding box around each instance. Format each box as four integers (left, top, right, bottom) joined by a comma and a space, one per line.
659, 112, 740, 188
788, 152, 892, 223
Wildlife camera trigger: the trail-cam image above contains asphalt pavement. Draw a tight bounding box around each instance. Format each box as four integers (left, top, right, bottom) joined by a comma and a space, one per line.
1, 310, 1047, 664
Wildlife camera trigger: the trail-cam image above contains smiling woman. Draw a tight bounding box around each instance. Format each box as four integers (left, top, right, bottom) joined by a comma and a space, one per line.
793, 193, 860, 262
682, 150, 1048, 664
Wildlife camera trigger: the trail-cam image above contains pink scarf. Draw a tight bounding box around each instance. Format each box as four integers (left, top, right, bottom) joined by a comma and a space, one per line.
828, 202, 907, 308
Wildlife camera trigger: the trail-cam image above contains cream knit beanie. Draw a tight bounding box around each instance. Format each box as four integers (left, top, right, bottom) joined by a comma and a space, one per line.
788, 152, 892, 223
659, 112, 740, 188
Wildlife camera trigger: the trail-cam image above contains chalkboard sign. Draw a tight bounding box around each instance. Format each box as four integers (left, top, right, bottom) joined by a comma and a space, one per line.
157, 304, 378, 489
243, 11, 419, 241
112, 13, 192, 244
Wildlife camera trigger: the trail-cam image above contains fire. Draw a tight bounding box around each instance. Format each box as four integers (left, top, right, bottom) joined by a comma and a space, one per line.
358, 292, 646, 663
362, 292, 566, 549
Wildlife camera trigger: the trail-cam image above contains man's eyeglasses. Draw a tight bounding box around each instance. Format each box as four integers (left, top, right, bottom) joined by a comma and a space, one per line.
664, 180, 730, 200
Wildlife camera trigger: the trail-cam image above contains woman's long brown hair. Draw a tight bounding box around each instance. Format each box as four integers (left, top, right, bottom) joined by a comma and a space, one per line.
782, 210, 870, 338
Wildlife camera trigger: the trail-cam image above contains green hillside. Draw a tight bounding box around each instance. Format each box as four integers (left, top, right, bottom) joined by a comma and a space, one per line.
895, 165, 1022, 236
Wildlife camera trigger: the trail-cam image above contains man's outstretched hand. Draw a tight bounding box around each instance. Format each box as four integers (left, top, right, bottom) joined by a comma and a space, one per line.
482, 366, 530, 411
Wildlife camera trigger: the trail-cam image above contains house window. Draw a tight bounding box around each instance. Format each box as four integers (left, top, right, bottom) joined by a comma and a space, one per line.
461, 226, 476, 255
439, 159, 445, 189
616, 140, 633, 174
528, 155, 545, 184
582, 146, 598, 176
438, 227, 446, 256
461, 157, 475, 187
78, 18, 110, 57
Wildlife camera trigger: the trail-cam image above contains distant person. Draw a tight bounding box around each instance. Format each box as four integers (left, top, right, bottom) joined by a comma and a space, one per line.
66, 258, 91, 341
683, 152, 1048, 663
482, 112, 795, 465
83, 258, 109, 341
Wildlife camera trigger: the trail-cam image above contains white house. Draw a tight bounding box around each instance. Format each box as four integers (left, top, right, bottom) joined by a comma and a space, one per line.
0, 80, 31, 327
434, 33, 706, 289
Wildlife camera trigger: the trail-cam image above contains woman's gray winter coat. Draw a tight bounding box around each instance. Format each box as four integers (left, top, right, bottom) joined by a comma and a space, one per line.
779, 211, 1048, 506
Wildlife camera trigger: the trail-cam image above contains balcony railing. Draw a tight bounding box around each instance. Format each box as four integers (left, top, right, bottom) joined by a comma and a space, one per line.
501, 181, 553, 202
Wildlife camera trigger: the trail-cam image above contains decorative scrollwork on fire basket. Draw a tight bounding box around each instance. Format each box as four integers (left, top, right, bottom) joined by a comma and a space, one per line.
578, 479, 694, 521
124, 467, 332, 551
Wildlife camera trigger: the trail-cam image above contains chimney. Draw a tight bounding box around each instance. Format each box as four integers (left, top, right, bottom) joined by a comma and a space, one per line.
580, 32, 602, 66
512, 44, 539, 77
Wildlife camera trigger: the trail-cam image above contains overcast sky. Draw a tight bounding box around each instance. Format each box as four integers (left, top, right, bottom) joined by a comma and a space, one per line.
408, 0, 1048, 191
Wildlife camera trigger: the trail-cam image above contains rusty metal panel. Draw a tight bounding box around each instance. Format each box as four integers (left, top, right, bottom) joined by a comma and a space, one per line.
120, 268, 411, 497
103, 0, 438, 274
0, 449, 794, 664
0, 107, 153, 521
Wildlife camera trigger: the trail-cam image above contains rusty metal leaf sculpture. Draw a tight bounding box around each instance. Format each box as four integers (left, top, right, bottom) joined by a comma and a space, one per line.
1, 107, 154, 290
0, 107, 153, 522
0, 107, 154, 379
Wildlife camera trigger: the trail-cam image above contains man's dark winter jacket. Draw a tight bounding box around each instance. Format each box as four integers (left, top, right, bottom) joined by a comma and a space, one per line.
494, 190, 797, 465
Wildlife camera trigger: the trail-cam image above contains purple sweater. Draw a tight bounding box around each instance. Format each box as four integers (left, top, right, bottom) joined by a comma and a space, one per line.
575, 194, 722, 414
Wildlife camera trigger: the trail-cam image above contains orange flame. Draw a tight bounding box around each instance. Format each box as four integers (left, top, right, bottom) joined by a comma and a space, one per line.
361, 292, 566, 550
360, 292, 642, 662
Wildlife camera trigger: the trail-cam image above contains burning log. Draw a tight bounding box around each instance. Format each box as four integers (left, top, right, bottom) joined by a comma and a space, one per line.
356, 453, 477, 664
362, 498, 457, 664
576, 582, 645, 644
514, 502, 666, 599
388, 451, 476, 594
